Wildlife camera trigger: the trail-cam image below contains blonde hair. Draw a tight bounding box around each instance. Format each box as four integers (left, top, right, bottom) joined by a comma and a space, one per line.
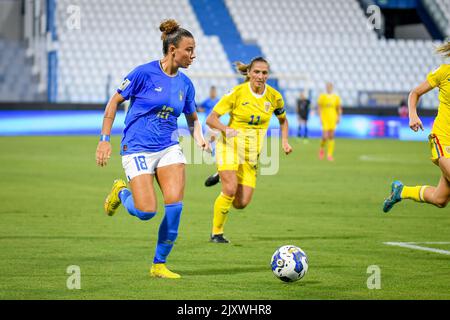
234, 57, 269, 82
436, 41, 450, 58
159, 19, 193, 55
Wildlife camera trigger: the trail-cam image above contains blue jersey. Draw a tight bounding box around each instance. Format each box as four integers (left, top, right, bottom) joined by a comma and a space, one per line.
201, 97, 219, 115
117, 60, 196, 155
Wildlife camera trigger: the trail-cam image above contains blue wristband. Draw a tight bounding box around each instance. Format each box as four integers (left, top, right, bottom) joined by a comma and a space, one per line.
100, 134, 110, 142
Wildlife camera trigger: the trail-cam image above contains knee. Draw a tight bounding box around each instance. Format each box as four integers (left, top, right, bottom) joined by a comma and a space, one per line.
135, 203, 157, 213
434, 199, 448, 208
222, 185, 238, 198
232, 202, 247, 210
163, 190, 184, 204
232, 199, 249, 210
134, 209, 157, 221
134, 201, 157, 219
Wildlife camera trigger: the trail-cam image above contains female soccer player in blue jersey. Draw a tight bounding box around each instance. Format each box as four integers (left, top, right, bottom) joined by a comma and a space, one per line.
95, 19, 208, 279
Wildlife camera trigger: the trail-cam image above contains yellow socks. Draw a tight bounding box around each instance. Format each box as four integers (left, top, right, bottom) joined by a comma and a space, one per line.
327, 139, 335, 157
320, 139, 326, 149
212, 193, 235, 235
401, 186, 428, 202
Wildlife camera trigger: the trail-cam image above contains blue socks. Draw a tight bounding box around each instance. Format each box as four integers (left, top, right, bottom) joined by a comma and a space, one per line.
118, 188, 182, 264
118, 188, 156, 221
153, 202, 183, 264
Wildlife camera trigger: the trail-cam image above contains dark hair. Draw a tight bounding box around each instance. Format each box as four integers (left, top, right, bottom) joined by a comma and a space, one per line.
159, 19, 194, 55
234, 57, 270, 82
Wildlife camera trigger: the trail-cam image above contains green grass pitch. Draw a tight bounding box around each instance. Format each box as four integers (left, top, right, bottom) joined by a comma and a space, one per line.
1, 136, 450, 300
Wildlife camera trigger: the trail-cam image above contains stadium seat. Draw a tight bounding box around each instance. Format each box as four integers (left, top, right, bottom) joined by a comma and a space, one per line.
224, 0, 445, 107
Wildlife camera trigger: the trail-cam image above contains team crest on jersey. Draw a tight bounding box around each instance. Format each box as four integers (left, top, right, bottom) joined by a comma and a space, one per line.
179, 90, 183, 101
264, 101, 271, 112
119, 79, 131, 91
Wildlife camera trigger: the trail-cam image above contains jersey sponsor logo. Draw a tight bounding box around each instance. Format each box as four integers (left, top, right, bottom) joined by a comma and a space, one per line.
119, 79, 131, 91
154, 87, 163, 92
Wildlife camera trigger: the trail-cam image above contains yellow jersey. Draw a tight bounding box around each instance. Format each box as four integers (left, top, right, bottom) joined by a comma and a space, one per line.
214, 82, 285, 129
317, 93, 341, 118
427, 64, 450, 142
213, 82, 286, 161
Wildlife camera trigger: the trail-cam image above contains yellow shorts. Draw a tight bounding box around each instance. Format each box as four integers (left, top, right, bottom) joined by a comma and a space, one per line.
321, 115, 337, 131
429, 133, 450, 164
215, 138, 258, 188
217, 161, 257, 188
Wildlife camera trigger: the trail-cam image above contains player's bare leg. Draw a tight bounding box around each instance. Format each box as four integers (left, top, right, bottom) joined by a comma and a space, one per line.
421, 158, 450, 208
232, 184, 254, 209
129, 174, 158, 213
383, 158, 450, 212
156, 163, 185, 205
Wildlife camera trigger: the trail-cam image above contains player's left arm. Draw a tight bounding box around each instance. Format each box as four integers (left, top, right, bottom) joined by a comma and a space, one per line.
336, 96, 343, 124
274, 96, 292, 155
184, 81, 210, 152
185, 112, 210, 152
278, 116, 293, 155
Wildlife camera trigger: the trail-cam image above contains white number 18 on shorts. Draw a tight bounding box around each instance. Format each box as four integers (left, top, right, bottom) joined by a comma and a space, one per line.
121, 144, 187, 181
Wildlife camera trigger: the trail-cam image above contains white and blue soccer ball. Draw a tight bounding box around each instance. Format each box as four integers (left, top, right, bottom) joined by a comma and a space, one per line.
271, 245, 308, 282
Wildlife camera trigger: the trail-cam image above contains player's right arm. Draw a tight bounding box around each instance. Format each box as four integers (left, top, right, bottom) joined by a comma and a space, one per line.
336, 95, 342, 124
96, 66, 144, 167
316, 95, 323, 122
408, 70, 437, 132
206, 111, 238, 137
206, 89, 238, 137
96, 92, 125, 167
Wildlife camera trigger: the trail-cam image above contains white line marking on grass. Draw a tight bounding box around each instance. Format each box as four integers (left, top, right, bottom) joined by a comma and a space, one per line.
384, 242, 450, 255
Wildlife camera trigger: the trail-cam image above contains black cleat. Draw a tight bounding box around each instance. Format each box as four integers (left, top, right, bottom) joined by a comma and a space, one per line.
204, 172, 220, 187
210, 234, 230, 243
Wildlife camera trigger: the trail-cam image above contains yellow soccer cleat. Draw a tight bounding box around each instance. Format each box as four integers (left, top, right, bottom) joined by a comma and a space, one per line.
104, 179, 127, 216
150, 263, 181, 279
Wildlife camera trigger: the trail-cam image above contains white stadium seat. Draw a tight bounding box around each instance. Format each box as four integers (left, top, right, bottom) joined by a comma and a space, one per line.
51, 0, 449, 108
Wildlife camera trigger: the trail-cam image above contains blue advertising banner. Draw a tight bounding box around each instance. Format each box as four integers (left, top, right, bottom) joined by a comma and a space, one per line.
0, 110, 433, 141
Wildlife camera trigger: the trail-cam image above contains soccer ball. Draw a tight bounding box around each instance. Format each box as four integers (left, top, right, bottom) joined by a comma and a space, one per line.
270, 245, 308, 282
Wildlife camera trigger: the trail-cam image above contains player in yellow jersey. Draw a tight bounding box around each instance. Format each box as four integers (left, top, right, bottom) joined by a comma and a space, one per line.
383, 42, 450, 212
205, 57, 293, 243
317, 82, 342, 161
